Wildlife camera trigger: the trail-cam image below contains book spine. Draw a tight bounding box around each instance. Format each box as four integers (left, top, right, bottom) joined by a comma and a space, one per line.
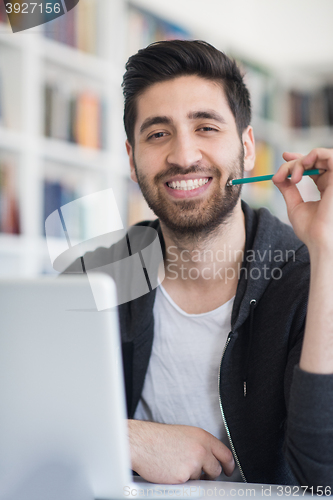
44, 83, 104, 149
42, 0, 97, 54
43, 180, 62, 237
0, 70, 3, 127
324, 85, 333, 126
0, 161, 20, 235
43, 177, 84, 240
0, 2, 8, 24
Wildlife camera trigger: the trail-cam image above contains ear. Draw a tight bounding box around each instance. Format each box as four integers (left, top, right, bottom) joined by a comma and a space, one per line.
126, 140, 138, 183
242, 126, 255, 173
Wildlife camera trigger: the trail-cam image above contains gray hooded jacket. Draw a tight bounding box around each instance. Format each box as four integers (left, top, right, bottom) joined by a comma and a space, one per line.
64, 201, 333, 487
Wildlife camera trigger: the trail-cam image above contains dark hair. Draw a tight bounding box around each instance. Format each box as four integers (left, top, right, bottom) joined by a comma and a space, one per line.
122, 39, 251, 146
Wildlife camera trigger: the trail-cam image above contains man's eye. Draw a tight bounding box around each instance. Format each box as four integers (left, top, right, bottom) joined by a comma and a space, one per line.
148, 132, 166, 140
199, 127, 217, 132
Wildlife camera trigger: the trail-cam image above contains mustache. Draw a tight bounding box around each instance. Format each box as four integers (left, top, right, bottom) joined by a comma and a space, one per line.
155, 165, 222, 183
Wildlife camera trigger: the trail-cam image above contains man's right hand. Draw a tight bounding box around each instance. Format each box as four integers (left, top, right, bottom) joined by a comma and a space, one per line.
127, 419, 235, 484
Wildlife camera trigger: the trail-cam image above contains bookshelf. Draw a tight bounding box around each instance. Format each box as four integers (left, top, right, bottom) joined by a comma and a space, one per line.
238, 59, 333, 221
0, 0, 129, 276
0, 1, 332, 276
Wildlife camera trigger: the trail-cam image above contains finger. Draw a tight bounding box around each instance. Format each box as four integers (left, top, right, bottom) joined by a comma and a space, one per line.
282, 151, 303, 162
301, 149, 332, 192
273, 158, 307, 185
291, 160, 306, 183
189, 467, 205, 481
273, 160, 296, 184
210, 439, 235, 477
273, 177, 304, 217
301, 148, 333, 170
221, 459, 235, 477
200, 459, 222, 480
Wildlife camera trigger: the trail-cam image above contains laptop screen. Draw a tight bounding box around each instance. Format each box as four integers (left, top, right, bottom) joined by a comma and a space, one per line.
0, 274, 131, 499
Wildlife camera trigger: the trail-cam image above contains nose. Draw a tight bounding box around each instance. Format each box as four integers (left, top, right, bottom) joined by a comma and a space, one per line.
166, 133, 203, 168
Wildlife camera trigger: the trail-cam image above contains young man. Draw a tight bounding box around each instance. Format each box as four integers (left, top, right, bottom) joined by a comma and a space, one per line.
67, 40, 333, 487
121, 40, 333, 487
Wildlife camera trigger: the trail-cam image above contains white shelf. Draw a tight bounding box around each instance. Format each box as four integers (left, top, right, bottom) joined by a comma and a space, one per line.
0, 22, 122, 86
0, 126, 27, 152
0, 233, 24, 254
41, 137, 112, 170
252, 116, 333, 149
290, 126, 333, 146
0, 0, 128, 276
252, 116, 289, 145
0, 234, 51, 276
0, 22, 27, 49
39, 38, 123, 84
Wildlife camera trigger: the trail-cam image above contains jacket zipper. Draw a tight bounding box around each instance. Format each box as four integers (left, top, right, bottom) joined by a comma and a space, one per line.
218, 333, 247, 483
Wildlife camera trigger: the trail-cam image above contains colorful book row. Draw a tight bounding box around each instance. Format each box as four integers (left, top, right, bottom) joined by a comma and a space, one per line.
289, 87, 333, 128
44, 83, 107, 149
43, 0, 97, 54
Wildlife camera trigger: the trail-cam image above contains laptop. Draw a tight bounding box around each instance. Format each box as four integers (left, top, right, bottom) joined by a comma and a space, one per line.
0, 275, 289, 500
0, 274, 202, 500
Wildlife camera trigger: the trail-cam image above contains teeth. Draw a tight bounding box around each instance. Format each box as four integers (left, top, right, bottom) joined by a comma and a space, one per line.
167, 178, 209, 190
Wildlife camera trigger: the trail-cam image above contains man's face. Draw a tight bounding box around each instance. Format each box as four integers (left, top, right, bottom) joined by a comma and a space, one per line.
126, 75, 255, 237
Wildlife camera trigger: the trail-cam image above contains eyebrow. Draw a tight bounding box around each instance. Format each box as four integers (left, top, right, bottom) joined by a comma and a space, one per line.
140, 116, 171, 135
187, 110, 227, 124
139, 110, 227, 135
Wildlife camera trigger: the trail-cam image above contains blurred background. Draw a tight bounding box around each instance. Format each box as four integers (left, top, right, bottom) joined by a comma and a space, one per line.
0, 0, 332, 276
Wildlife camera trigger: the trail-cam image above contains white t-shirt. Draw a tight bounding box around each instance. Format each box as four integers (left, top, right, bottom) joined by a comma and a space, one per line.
134, 284, 242, 481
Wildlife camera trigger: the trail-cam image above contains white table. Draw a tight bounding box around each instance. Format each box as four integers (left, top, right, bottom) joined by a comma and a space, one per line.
132, 476, 323, 499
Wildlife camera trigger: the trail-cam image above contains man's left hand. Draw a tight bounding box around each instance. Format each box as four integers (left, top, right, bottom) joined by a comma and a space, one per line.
273, 148, 333, 253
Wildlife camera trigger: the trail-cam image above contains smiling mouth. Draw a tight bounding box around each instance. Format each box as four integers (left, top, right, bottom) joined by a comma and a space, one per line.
166, 177, 211, 191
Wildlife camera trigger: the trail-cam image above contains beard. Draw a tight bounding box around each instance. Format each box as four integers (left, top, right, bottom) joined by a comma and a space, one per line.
133, 145, 244, 239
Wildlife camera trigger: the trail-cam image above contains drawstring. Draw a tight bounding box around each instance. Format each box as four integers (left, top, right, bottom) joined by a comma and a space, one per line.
243, 299, 257, 397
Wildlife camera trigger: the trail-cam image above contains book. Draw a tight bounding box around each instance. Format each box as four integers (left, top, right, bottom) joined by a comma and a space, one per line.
0, 160, 20, 235
43, 179, 63, 237
309, 90, 326, 128
127, 4, 190, 57
77, 0, 96, 54
43, 173, 111, 242
0, 2, 8, 25
0, 70, 3, 127
289, 87, 333, 128
323, 85, 333, 126
44, 82, 105, 149
99, 98, 107, 150
43, 0, 97, 55
75, 91, 100, 149
43, 177, 80, 239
